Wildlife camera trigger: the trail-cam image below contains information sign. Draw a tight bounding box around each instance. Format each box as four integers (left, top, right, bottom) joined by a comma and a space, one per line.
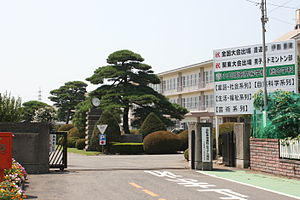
99, 134, 106, 145
213, 40, 297, 115
201, 127, 211, 162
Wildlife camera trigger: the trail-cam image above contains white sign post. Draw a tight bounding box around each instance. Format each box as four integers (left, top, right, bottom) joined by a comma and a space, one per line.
97, 124, 108, 134
213, 40, 297, 115
201, 127, 211, 162
49, 134, 56, 153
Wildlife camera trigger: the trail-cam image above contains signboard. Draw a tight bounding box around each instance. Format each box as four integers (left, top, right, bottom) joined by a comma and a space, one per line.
213, 40, 297, 115
99, 134, 106, 145
201, 127, 211, 162
49, 134, 56, 152
97, 124, 108, 134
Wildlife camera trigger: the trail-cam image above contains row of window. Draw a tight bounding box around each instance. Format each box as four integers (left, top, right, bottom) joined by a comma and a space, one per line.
169, 95, 215, 109
149, 70, 214, 92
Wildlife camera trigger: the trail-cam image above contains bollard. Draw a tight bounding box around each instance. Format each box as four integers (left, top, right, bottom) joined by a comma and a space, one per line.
0, 132, 13, 182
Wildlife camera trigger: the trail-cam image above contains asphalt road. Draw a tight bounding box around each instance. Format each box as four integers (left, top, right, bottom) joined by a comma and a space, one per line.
25, 153, 298, 200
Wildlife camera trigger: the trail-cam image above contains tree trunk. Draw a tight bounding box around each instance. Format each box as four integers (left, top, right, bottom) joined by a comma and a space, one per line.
123, 106, 130, 134
66, 110, 71, 124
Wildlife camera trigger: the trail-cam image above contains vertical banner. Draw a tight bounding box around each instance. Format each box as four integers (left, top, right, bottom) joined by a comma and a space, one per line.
201, 127, 211, 162
49, 134, 56, 152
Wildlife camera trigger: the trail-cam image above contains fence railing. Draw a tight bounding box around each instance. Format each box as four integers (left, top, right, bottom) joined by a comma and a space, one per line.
280, 139, 300, 160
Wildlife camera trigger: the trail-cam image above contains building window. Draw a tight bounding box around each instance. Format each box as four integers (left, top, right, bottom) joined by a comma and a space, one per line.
205, 71, 209, 84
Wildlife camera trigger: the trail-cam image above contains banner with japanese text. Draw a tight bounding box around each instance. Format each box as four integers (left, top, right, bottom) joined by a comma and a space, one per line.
213, 40, 298, 115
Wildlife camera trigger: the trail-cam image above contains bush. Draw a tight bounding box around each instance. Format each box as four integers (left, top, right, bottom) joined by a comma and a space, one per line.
0, 92, 22, 122
184, 149, 189, 161
68, 127, 85, 138
143, 131, 181, 154
140, 112, 166, 138
178, 130, 188, 151
67, 137, 79, 148
110, 143, 144, 154
58, 124, 75, 132
90, 111, 121, 152
75, 139, 86, 150
130, 129, 140, 135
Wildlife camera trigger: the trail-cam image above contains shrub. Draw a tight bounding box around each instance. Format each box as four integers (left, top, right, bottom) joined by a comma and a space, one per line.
178, 130, 188, 151
184, 149, 189, 161
75, 139, 86, 150
67, 137, 79, 148
0, 92, 22, 122
72, 99, 92, 135
58, 124, 75, 132
90, 111, 121, 152
68, 127, 85, 138
130, 129, 140, 135
110, 143, 144, 154
140, 112, 166, 138
143, 131, 181, 154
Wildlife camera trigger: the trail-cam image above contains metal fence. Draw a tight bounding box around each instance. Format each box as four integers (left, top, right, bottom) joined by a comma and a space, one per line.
280, 139, 300, 160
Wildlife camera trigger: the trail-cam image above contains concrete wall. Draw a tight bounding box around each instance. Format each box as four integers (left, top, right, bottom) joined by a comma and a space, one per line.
250, 138, 300, 179
0, 122, 50, 174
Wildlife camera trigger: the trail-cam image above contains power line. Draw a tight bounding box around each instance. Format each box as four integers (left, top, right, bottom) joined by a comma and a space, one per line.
245, 0, 298, 9
269, 0, 294, 13
269, 16, 294, 25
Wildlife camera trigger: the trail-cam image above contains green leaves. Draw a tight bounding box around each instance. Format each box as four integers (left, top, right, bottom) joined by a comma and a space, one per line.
0, 92, 22, 122
49, 81, 87, 123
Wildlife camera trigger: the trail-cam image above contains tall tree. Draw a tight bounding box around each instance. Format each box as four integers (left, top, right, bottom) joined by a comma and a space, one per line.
22, 100, 48, 122
86, 49, 187, 134
49, 81, 87, 124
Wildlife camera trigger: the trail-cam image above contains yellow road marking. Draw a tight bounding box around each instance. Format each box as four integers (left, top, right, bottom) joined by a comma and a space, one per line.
129, 182, 143, 189
142, 189, 159, 197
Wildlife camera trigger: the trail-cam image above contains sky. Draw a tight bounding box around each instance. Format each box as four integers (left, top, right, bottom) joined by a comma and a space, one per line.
0, 0, 299, 105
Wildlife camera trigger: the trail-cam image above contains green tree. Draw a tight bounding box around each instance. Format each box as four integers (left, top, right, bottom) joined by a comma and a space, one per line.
22, 100, 48, 122
253, 90, 300, 139
86, 50, 187, 134
49, 81, 87, 124
0, 92, 22, 122
139, 112, 166, 138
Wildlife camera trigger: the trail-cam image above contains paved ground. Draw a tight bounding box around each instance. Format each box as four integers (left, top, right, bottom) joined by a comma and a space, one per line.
24, 153, 300, 200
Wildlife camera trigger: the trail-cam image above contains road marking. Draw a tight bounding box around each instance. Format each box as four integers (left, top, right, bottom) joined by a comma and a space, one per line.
129, 182, 143, 189
145, 170, 248, 200
197, 171, 300, 200
129, 182, 166, 200
142, 189, 159, 197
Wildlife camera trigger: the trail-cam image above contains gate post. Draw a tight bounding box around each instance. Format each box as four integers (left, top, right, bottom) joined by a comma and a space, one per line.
188, 123, 213, 170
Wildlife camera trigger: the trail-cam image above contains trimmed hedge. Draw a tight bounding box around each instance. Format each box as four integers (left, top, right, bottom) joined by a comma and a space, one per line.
58, 124, 74, 132
143, 131, 180, 154
178, 130, 188, 151
67, 136, 79, 148
140, 112, 166, 138
68, 127, 85, 138
184, 149, 189, 161
75, 139, 86, 150
110, 143, 144, 154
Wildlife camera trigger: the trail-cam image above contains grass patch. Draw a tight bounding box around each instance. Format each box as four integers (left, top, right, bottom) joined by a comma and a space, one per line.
112, 143, 143, 146
68, 148, 100, 156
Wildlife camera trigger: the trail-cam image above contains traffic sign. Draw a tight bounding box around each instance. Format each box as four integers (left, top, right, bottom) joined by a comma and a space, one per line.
99, 134, 106, 145
97, 124, 108, 134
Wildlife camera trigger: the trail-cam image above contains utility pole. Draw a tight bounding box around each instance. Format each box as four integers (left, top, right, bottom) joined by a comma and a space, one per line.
261, 0, 268, 127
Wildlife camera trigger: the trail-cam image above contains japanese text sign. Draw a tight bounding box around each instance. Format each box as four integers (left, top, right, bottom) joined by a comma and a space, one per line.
213, 40, 298, 115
